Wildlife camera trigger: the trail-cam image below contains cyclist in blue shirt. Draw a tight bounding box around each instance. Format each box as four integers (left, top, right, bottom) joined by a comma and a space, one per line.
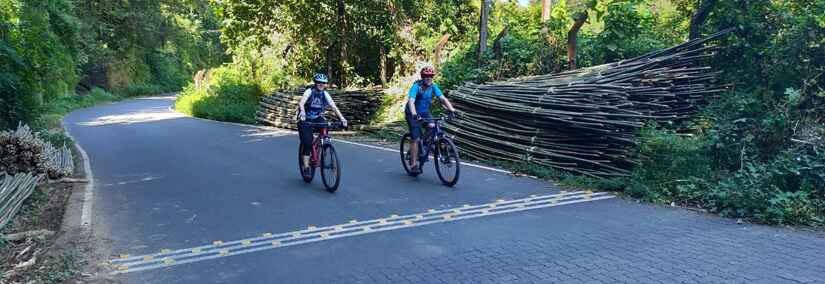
406, 66, 457, 173
298, 73, 347, 171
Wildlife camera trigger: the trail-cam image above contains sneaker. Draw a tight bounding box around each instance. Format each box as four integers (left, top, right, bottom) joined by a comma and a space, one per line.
411, 164, 422, 174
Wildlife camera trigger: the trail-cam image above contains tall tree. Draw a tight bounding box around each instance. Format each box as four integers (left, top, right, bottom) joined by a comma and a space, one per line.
541, 0, 553, 34
337, 0, 348, 87
567, 11, 587, 69
689, 0, 717, 39
566, 0, 596, 70
478, 0, 492, 66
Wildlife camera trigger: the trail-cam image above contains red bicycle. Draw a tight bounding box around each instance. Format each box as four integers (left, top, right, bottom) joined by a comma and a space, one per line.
298, 121, 345, 192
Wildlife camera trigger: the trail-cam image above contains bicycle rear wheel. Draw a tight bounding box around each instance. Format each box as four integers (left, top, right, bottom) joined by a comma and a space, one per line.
399, 133, 420, 177
298, 143, 314, 183
434, 138, 461, 187
320, 144, 341, 192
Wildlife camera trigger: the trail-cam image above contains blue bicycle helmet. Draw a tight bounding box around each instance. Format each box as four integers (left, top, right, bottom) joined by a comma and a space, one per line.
313, 73, 329, 84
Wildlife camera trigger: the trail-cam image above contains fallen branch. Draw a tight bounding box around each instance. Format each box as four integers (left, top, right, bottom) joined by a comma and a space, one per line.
1, 229, 55, 242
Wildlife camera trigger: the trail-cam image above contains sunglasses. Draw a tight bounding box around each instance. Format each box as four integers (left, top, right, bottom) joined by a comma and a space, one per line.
422, 75, 434, 79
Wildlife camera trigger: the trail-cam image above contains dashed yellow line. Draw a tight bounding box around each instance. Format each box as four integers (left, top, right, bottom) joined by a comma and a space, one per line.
108, 191, 614, 274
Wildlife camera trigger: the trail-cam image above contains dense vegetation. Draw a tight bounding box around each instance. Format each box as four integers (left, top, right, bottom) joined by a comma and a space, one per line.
1, 0, 224, 130
3, 0, 824, 225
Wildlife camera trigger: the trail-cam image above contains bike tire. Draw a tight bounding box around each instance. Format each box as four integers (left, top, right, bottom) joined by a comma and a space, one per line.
399, 133, 420, 177
320, 144, 341, 192
434, 138, 461, 187
298, 143, 314, 183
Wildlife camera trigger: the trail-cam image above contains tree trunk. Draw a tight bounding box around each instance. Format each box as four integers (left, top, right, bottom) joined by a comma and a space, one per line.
337, 0, 348, 87
326, 45, 335, 85
689, 0, 717, 40
541, 0, 553, 34
477, 0, 492, 66
492, 26, 510, 60
567, 11, 587, 70
433, 33, 450, 70
379, 45, 387, 86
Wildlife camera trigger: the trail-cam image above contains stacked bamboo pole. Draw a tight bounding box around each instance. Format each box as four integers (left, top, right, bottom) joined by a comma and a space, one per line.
256, 88, 385, 130
444, 30, 732, 177
0, 124, 74, 178
0, 173, 42, 230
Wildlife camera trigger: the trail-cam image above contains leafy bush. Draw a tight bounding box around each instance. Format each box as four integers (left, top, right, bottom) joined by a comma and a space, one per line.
118, 83, 163, 98
175, 66, 263, 124
625, 126, 714, 204
706, 148, 825, 225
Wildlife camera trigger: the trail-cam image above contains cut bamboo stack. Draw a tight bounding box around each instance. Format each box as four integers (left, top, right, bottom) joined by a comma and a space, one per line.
0, 172, 43, 230
1, 123, 74, 178
256, 87, 385, 130
444, 30, 732, 177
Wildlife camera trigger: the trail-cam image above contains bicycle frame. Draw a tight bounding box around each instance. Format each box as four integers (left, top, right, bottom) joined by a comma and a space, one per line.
310, 128, 330, 167
417, 118, 447, 162
303, 121, 342, 168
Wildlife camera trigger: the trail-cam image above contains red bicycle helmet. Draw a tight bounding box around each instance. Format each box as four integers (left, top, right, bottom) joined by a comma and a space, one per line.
420, 66, 436, 77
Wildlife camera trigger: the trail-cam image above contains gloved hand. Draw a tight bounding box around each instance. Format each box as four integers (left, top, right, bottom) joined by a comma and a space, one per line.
340, 118, 348, 128
414, 113, 423, 121
299, 112, 306, 121
448, 110, 458, 119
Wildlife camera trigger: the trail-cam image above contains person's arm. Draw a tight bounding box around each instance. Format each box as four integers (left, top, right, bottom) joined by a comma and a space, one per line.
407, 84, 419, 116
298, 89, 311, 120
325, 92, 347, 126
434, 85, 456, 112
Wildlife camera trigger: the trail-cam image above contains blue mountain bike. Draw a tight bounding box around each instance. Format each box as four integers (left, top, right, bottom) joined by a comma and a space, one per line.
399, 116, 461, 187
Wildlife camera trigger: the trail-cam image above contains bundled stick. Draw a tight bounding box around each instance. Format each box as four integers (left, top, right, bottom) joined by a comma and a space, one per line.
0, 123, 74, 178
444, 30, 732, 177
256, 87, 386, 130
0, 173, 43, 230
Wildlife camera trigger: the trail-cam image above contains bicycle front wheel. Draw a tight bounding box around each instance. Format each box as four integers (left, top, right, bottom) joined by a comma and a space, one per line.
434, 138, 460, 187
399, 133, 420, 177
320, 144, 341, 192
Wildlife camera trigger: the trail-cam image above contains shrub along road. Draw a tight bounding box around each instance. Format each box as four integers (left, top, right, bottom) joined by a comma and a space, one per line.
64, 97, 825, 283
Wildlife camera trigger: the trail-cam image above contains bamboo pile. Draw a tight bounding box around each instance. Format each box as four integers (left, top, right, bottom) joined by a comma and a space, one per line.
0, 173, 42, 230
0, 124, 74, 178
256, 87, 385, 130
444, 30, 731, 177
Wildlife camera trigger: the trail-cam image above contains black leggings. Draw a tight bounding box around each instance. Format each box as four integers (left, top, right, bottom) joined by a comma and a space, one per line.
298, 117, 326, 156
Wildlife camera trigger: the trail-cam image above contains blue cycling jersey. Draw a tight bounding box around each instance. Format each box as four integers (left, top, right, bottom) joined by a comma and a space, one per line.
407, 80, 443, 114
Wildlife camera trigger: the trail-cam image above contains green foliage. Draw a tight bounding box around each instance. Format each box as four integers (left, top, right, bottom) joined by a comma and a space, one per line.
118, 84, 164, 98
585, 1, 675, 64
213, 0, 477, 86
42, 88, 118, 116
175, 66, 263, 124
1, 0, 225, 130
625, 127, 713, 204
707, 148, 825, 225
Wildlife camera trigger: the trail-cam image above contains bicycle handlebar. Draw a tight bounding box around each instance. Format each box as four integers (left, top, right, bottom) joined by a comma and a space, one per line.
299, 121, 348, 129
419, 115, 457, 123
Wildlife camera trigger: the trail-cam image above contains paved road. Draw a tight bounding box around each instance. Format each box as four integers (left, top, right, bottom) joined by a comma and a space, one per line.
65, 97, 825, 283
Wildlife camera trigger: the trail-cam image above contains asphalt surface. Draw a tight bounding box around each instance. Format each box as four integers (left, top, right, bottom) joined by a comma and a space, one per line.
64, 97, 825, 283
